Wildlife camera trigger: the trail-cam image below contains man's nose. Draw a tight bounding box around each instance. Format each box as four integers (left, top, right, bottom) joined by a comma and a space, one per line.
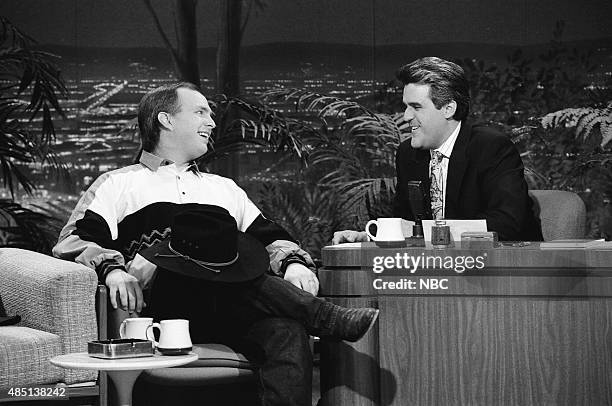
403, 108, 414, 122
205, 116, 216, 129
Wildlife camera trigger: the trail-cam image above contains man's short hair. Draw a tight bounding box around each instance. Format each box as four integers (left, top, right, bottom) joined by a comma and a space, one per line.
138, 82, 201, 152
396, 57, 470, 121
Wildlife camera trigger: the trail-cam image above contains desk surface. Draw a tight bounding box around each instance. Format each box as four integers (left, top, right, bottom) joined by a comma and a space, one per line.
322, 242, 612, 269
320, 243, 612, 297
51, 352, 198, 371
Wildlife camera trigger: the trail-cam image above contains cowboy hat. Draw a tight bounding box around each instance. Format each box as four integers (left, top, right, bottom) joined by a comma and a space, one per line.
139, 205, 269, 282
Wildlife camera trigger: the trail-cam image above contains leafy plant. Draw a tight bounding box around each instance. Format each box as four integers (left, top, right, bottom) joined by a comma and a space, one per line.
259, 88, 407, 226
0, 17, 69, 251
0, 17, 69, 195
0, 199, 64, 253
256, 182, 344, 260
201, 95, 315, 166
541, 102, 612, 148
537, 102, 612, 237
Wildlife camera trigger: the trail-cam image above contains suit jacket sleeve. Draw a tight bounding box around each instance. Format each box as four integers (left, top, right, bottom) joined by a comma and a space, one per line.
474, 134, 532, 241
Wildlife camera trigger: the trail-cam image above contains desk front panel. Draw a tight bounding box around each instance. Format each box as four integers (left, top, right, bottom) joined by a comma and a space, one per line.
319, 245, 612, 406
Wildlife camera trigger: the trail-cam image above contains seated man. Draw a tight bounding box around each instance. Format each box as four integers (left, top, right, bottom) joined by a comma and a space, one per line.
334, 57, 542, 244
53, 82, 378, 406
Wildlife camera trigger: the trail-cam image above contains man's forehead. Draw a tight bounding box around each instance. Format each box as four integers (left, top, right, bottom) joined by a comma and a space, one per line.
402, 83, 431, 103
177, 87, 209, 107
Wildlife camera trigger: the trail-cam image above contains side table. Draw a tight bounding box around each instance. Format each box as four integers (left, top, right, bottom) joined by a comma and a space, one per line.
51, 352, 198, 406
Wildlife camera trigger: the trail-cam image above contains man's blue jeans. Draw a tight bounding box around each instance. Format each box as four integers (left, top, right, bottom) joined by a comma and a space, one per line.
145, 269, 326, 406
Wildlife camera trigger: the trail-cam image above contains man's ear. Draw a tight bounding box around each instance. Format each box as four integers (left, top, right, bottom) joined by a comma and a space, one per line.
157, 112, 173, 130
443, 101, 457, 119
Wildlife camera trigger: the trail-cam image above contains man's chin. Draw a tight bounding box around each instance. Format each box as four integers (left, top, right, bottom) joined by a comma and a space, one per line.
410, 137, 423, 149
188, 148, 208, 161
410, 133, 433, 150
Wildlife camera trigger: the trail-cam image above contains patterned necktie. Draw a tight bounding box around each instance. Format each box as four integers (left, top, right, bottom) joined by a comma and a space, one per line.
429, 150, 444, 219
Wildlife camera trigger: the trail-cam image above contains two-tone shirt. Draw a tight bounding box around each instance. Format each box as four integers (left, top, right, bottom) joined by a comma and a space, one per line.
53, 151, 315, 281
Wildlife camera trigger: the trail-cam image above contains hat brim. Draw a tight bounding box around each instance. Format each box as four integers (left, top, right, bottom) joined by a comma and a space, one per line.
139, 232, 268, 283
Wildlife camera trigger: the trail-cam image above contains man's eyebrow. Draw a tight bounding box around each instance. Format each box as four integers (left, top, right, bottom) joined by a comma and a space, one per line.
196, 105, 211, 111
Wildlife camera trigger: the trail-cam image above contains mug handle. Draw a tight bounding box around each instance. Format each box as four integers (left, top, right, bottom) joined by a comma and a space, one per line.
146, 322, 160, 347
365, 219, 378, 241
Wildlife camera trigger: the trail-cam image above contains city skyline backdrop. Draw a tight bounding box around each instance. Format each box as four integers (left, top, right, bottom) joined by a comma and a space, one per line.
0, 0, 611, 237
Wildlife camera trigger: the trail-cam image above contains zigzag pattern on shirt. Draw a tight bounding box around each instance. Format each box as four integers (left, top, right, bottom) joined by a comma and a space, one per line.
125, 227, 171, 260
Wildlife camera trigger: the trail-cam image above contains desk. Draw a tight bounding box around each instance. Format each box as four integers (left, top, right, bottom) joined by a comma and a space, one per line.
318, 242, 612, 406
51, 352, 197, 406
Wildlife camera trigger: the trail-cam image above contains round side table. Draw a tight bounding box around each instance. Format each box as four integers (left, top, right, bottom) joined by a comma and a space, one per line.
51, 352, 198, 406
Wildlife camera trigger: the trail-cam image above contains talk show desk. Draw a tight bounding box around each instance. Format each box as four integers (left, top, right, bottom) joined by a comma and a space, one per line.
318, 242, 612, 406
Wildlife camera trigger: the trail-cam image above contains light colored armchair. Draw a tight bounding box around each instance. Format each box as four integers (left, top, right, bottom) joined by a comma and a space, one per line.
0, 248, 106, 404
529, 190, 587, 241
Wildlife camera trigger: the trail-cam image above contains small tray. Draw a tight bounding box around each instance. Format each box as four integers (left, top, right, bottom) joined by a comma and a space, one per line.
88, 338, 154, 359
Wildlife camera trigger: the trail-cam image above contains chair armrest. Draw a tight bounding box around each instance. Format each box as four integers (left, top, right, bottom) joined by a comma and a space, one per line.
108, 306, 132, 339
0, 248, 98, 354
106, 289, 152, 338
97, 284, 108, 340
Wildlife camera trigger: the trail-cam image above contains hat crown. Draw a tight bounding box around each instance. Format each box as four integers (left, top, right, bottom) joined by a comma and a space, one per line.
171, 206, 238, 265
140, 204, 269, 282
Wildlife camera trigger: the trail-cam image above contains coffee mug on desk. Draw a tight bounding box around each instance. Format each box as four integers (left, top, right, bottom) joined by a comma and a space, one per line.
365, 218, 406, 247
146, 319, 193, 355
119, 317, 155, 340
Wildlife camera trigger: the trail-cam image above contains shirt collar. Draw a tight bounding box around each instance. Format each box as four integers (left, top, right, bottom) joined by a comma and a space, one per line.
139, 150, 174, 171
139, 150, 202, 173
432, 121, 461, 159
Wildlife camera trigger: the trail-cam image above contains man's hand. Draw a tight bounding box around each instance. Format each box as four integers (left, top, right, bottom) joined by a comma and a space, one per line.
284, 263, 319, 296
126, 253, 158, 289
331, 230, 369, 245
105, 269, 145, 313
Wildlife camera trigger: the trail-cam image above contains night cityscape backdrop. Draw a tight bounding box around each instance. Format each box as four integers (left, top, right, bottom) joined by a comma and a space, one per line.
0, 0, 610, 240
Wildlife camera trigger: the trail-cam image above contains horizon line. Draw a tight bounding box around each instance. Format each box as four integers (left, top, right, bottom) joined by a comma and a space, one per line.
37, 37, 612, 50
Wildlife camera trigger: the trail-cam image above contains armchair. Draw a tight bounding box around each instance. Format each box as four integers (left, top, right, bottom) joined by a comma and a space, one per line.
529, 190, 587, 240
0, 248, 107, 405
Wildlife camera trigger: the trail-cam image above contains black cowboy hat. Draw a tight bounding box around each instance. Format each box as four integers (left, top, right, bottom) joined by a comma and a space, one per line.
139, 205, 269, 282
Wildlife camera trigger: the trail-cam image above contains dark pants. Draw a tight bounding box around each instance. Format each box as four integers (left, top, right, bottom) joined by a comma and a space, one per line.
144, 269, 322, 406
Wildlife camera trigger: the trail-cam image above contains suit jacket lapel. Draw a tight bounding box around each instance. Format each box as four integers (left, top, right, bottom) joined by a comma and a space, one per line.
414, 149, 430, 181
445, 122, 470, 218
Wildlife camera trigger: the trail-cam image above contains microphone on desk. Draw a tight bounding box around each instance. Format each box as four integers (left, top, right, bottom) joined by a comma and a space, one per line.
406, 180, 432, 220
406, 181, 432, 238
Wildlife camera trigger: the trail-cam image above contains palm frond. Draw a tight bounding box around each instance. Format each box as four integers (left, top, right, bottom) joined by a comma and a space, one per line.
261, 88, 377, 120
203, 95, 316, 165
255, 88, 407, 226
256, 182, 347, 259
0, 199, 63, 254
0, 17, 68, 196
331, 177, 396, 224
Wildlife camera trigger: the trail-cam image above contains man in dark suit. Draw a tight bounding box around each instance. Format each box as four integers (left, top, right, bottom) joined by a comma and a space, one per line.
333, 57, 542, 244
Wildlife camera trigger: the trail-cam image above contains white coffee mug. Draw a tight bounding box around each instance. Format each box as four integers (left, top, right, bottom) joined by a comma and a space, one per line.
365, 217, 405, 242
119, 317, 155, 340
146, 319, 193, 355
